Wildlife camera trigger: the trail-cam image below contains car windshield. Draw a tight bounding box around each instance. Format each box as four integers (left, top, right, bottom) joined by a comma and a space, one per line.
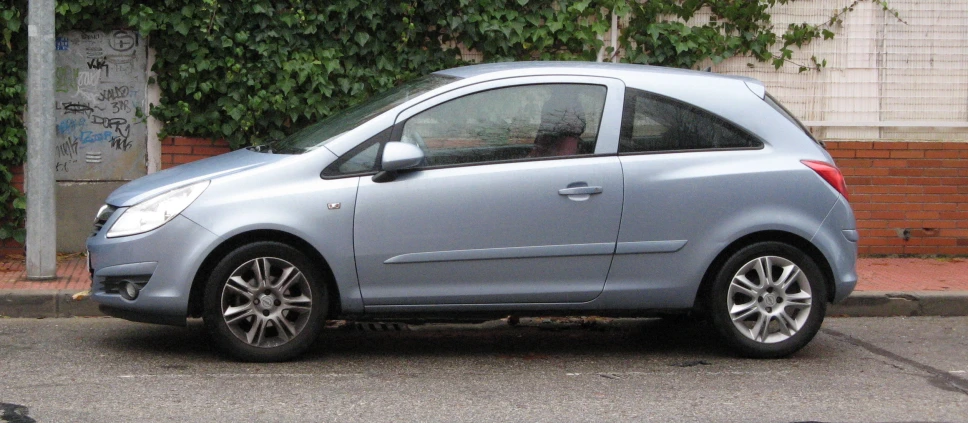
270, 74, 458, 154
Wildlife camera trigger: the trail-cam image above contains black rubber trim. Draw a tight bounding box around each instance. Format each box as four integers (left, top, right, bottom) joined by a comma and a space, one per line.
98, 304, 186, 326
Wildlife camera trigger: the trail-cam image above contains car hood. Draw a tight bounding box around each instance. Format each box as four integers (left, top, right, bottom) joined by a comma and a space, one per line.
106, 149, 286, 207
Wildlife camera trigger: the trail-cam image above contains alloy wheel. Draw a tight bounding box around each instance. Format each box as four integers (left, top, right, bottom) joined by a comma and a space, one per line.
220, 257, 313, 348
726, 255, 813, 344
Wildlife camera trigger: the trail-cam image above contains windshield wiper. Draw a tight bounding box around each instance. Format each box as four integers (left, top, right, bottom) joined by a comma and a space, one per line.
246, 144, 273, 153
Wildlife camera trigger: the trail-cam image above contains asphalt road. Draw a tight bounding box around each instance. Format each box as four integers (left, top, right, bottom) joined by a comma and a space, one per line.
0, 316, 966, 423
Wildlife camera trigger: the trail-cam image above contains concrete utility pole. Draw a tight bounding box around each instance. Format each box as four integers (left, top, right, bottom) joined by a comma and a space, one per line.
25, 0, 57, 280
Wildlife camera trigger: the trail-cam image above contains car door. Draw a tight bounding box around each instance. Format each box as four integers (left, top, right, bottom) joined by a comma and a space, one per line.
353, 76, 625, 307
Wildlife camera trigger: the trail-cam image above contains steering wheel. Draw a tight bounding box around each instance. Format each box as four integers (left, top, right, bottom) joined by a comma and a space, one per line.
409, 130, 428, 152
402, 129, 430, 167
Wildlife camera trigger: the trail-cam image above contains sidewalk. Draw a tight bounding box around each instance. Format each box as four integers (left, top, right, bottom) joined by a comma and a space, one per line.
1, 255, 967, 318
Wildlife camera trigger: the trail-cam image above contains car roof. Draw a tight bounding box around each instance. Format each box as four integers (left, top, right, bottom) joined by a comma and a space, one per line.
434, 61, 764, 92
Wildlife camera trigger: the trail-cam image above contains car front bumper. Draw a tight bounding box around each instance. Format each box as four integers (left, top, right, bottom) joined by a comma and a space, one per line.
87, 213, 220, 326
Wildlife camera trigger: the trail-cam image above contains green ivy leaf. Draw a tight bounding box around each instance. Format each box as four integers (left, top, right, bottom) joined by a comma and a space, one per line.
354, 31, 370, 47
172, 19, 190, 36
221, 121, 237, 136
278, 78, 295, 95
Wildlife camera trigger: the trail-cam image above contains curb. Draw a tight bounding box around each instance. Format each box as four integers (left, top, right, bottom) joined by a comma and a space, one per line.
1, 290, 967, 319
0, 290, 103, 318
828, 291, 968, 317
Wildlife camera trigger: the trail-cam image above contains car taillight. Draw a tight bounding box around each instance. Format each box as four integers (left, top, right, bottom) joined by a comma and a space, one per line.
801, 160, 849, 200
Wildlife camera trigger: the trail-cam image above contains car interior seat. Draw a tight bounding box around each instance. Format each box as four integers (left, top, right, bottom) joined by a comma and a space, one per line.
529, 89, 587, 158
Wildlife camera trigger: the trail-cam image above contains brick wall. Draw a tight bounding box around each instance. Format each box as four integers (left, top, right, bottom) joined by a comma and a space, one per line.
827, 141, 968, 255
0, 238, 23, 258
0, 165, 24, 258
2, 139, 967, 258
160, 136, 232, 169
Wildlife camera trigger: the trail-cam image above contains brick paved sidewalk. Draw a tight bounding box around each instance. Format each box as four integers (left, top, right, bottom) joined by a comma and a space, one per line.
0, 254, 90, 291
857, 257, 968, 291
2, 255, 967, 292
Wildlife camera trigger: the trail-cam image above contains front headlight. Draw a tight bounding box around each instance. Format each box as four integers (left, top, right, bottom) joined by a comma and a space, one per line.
106, 181, 210, 238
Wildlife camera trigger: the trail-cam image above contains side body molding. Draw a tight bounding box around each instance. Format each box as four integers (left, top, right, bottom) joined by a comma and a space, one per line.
615, 240, 687, 255
385, 243, 616, 264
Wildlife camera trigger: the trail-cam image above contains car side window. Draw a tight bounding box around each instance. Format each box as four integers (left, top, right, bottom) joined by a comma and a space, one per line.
401, 84, 607, 168
619, 88, 762, 153
321, 127, 390, 178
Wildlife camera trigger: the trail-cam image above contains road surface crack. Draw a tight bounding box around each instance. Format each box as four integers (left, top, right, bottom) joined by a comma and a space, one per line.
822, 328, 968, 396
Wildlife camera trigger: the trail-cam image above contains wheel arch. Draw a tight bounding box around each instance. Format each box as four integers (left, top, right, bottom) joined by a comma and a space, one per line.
187, 229, 341, 319
692, 230, 836, 313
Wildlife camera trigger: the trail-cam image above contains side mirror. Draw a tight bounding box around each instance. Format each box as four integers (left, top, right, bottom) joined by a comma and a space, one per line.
381, 142, 425, 171
373, 142, 425, 183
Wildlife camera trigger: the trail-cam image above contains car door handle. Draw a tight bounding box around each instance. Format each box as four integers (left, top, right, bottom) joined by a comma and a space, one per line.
558, 186, 603, 196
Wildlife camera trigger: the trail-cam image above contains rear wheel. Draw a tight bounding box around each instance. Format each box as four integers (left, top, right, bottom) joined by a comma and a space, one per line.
203, 242, 327, 362
708, 241, 827, 358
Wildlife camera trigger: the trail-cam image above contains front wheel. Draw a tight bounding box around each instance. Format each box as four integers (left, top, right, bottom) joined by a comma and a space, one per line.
203, 242, 327, 362
708, 241, 828, 358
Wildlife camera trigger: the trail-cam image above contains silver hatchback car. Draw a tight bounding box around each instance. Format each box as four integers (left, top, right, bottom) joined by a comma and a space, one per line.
87, 62, 857, 362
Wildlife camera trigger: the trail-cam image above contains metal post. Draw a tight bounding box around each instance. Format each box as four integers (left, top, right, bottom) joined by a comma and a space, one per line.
610, 10, 618, 61
25, 0, 57, 280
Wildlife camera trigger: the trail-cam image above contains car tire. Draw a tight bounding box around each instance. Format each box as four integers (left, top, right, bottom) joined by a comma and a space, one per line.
203, 241, 327, 362
708, 241, 827, 358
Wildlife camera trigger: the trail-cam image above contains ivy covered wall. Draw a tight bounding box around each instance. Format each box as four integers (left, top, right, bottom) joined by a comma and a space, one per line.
0, 0, 882, 245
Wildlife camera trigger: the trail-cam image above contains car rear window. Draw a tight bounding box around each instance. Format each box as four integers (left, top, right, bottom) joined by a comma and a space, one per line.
619, 88, 762, 153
